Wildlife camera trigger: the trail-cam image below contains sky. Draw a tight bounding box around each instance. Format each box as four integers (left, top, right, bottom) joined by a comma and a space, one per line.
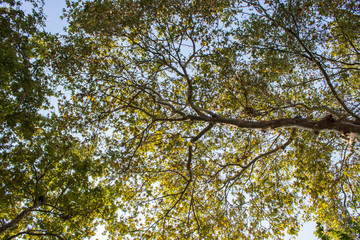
41, 0, 318, 239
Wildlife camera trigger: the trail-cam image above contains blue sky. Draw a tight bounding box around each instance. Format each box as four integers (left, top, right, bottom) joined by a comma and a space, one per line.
41, 0, 318, 239
43, 0, 68, 33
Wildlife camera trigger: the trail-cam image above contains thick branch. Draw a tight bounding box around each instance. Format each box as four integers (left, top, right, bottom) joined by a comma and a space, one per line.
188, 115, 360, 137
0, 198, 44, 234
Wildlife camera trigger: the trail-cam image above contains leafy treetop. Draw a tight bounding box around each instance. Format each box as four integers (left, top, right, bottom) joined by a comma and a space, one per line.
2, 0, 360, 239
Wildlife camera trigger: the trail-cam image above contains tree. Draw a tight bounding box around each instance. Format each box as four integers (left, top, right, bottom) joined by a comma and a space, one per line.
51, 0, 360, 239
0, 1, 120, 239
3, 0, 360, 239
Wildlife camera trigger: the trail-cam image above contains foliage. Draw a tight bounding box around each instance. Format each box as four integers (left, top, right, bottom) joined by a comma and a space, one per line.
53, 0, 360, 238
0, 117, 120, 239
0, 0, 49, 140
2, 0, 360, 239
0, 1, 119, 239
315, 220, 360, 240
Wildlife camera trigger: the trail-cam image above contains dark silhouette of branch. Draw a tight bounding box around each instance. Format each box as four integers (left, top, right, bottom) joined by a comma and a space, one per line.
6, 230, 64, 240
0, 197, 45, 235
187, 115, 360, 137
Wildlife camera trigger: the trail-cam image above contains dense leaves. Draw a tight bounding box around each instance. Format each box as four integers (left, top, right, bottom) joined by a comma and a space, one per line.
0, 1, 119, 239
315, 220, 360, 240
1, 118, 120, 239
2, 0, 360, 239
0, 0, 49, 140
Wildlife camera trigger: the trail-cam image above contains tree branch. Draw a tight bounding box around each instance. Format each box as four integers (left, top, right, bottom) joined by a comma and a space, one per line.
188, 115, 360, 137
6, 230, 64, 240
228, 129, 295, 183
0, 198, 44, 234
258, 2, 360, 121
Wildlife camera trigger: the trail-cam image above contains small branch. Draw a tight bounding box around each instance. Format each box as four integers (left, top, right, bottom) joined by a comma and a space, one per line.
140, 124, 214, 236
226, 129, 296, 185
186, 145, 194, 182
255, 2, 360, 121
141, 177, 192, 237
6, 230, 64, 240
191, 123, 215, 143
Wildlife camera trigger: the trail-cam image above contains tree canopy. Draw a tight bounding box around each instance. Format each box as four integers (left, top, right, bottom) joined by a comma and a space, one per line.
1, 0, 360, 239
1, 1, 118, 239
